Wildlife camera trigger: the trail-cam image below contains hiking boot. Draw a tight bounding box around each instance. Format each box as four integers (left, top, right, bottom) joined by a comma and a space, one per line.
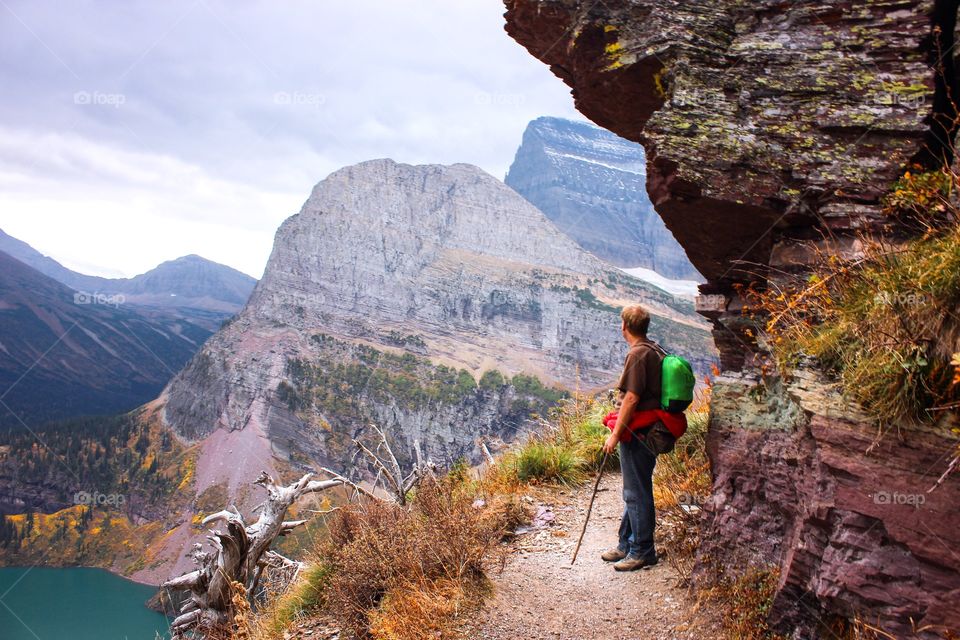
613, 555, 658, 572
600, 548, 627, 562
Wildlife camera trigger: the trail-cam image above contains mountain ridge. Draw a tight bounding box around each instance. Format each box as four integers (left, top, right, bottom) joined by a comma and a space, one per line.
505, 116, 701, 280
0, 229, 256, 320
0, 250, 213, 427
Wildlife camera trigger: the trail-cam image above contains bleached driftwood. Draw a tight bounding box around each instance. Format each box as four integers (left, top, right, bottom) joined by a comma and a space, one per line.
162, 471, 341, 638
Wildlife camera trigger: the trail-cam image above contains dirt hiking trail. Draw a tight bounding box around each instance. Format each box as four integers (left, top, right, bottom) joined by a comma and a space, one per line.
463, 471, 724, 640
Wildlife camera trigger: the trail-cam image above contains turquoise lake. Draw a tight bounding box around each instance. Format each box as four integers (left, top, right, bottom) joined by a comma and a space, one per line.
0, 567, 170, 639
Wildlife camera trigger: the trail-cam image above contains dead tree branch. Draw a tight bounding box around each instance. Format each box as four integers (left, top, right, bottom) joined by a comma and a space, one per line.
162, 471, 342, 639
352, 424, 435, 505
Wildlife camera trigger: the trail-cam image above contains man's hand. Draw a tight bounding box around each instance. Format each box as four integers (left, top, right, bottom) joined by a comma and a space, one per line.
603, 432, 619, 455
604, 390, 638, 455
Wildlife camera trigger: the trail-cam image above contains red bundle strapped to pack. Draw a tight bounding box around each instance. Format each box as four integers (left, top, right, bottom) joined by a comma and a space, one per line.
602, 409, 687, 443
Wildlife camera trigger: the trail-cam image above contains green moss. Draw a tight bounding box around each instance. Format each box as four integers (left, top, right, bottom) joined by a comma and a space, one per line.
479, 369, 506, 391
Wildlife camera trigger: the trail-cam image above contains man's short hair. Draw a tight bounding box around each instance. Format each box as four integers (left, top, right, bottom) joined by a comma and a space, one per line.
621, 304, 651, 336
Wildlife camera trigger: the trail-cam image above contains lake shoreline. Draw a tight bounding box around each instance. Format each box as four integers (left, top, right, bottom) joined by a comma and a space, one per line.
0, 561, 162, 586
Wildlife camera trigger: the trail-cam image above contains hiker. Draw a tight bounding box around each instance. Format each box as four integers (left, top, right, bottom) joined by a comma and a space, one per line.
600, 304, 665, 571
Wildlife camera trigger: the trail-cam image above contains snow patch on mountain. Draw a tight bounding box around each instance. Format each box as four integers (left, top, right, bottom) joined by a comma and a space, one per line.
621, 266, 700, 298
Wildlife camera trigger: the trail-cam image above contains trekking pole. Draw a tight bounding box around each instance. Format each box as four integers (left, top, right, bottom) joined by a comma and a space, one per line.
571, 451, 609, 565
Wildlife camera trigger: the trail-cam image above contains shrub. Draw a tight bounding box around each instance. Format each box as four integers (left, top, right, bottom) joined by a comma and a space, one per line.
316, 475, 514, 639
479, 369, 506, 391
884, 167, 953, 231
508, 440, 580, 484
567, 401, 614, 470
710, 567, 785, 640
367, 578, 470, 640
743, 168, 960, 425
488, 395, 614, 487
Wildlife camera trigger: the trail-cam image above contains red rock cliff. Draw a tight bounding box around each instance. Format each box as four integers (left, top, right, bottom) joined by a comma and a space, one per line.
505, 1, 960, 636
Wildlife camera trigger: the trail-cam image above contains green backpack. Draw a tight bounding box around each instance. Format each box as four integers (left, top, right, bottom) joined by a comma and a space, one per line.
651, 344, 696, 412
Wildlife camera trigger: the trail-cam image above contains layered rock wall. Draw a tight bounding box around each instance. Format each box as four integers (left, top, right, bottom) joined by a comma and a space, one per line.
704, 372, 959, 637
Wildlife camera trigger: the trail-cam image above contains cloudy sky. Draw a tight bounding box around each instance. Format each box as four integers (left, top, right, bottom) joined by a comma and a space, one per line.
0, 0, 581, 278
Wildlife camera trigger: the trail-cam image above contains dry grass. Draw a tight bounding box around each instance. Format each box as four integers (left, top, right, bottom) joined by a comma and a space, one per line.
834, 614, 960, 640
315, 473, 518, 639
652, 390, 712, 584
701, 567, 786, 640
367, 578, 472, 640
742, 167, 960, 426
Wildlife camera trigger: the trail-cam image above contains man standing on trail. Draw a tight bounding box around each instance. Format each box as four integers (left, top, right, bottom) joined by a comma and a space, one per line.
601, 304, 662, 571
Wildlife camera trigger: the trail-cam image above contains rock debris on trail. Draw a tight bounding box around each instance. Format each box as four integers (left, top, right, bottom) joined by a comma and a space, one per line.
464, 472, 723, 640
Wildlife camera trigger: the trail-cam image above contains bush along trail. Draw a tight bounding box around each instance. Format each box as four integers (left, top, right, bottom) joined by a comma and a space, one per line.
239, 395, 786, 640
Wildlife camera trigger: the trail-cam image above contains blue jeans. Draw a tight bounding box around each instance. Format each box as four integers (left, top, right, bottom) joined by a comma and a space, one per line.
617, 435, 658, 560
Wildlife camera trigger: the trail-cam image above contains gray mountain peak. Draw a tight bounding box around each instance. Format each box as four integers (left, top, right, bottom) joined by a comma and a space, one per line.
505, 116, 702, 280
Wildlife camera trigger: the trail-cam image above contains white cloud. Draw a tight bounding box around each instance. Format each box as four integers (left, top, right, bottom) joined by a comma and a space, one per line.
0, 127, 302, 277
0, 0, 582, 278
